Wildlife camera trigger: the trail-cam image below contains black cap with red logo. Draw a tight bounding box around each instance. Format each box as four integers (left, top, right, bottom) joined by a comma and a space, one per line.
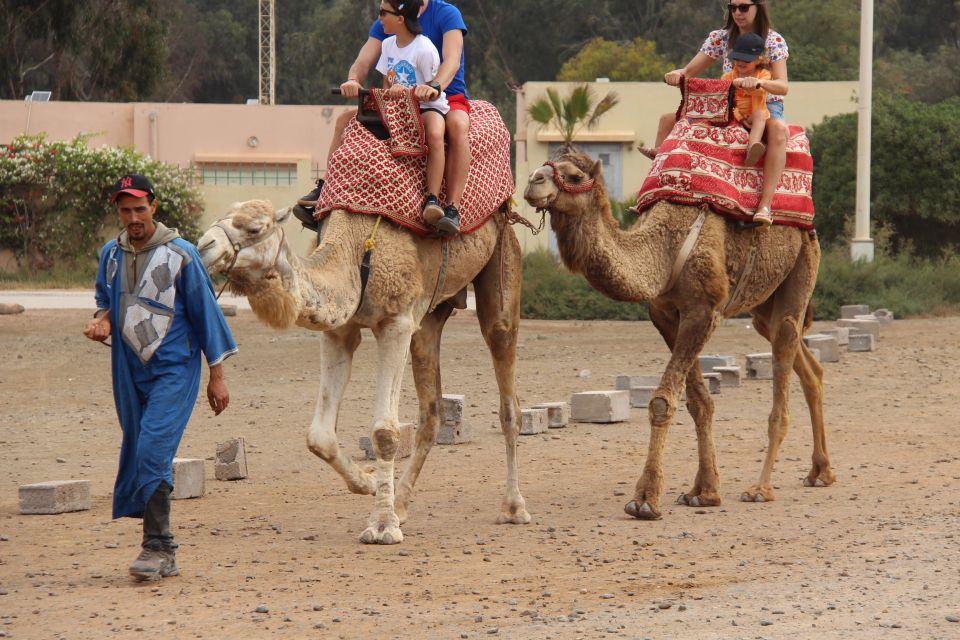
110, 174, 155, 202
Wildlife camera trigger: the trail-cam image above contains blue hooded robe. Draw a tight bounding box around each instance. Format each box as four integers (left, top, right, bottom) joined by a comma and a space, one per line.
95, 223, 237, 519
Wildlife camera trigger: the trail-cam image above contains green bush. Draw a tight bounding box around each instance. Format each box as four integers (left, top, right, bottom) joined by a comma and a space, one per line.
0, 134, 203, 270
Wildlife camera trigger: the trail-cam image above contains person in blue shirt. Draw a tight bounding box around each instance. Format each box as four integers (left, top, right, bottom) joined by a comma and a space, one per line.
83, 174, 238, 581
294, 0, 470, 234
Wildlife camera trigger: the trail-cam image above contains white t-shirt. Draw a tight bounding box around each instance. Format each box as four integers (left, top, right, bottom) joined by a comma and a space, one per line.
376, 34, 449, 114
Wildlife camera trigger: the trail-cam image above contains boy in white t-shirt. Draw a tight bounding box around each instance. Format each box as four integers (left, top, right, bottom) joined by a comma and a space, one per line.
375, 0, 458, 235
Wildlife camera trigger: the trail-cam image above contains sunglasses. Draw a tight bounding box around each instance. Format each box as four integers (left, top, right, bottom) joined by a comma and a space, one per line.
379, 7, 401, 17
728, 3, 756, 13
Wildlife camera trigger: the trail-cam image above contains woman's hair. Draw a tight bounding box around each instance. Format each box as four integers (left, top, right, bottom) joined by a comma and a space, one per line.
725, 1, 775, 50
386, 0, 423, 35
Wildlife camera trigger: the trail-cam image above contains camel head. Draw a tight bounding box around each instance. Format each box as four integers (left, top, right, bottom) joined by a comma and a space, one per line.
198, 200, 301, 329
523, 152, 604, 214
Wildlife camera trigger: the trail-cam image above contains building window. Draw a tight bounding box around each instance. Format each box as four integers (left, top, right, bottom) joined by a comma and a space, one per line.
195, 162, 297, 186
548, 142, 624, 199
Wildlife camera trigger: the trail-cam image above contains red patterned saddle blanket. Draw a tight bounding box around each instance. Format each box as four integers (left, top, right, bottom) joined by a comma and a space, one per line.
634, 78, 815, 229
316, 90, 515, 236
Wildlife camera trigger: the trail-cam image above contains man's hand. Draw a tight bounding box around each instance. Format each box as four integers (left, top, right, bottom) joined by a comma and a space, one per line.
664, 69, 685, 86
414, 84, 440, 102
207, 365, 229, 415
340, 79, 363, 98
386, 84, 407, 97
83, 313, 111, 342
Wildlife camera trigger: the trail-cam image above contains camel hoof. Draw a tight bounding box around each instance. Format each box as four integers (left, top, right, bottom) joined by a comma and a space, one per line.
624, 501, 661, 520
359, 524, 404, 545
803, 477, 828, 488
740, 492, 767, 503
496, 509, 532, 525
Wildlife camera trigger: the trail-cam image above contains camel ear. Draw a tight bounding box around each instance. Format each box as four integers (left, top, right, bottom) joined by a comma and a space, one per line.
589, 159, 603, 179
276, 207, 292, 224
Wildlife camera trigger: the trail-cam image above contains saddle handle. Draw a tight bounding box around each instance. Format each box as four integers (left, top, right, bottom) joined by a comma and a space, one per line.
331, 87, 390, 141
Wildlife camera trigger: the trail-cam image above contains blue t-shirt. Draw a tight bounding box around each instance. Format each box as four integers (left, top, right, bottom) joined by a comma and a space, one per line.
369, 0, 468, 98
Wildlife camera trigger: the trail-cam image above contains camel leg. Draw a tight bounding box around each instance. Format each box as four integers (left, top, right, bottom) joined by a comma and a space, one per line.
795, 336, 836, 488
359, 313, 417, 545
647, 306, 722, 509
394, 303, 455, 524
626, 307, 721, 520
474, 230, 530, 525
305, 326, 376, 495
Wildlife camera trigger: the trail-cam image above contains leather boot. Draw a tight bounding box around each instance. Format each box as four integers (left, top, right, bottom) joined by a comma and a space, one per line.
129, 482, 178, 580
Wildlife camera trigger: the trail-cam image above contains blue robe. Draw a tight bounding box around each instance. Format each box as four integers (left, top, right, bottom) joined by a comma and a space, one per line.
95, 227, 237, 519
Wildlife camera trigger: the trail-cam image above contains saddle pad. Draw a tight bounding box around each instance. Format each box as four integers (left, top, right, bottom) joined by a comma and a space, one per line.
634, 118, 815, 229
316, 95, 515, 236
677, 77, 733, 126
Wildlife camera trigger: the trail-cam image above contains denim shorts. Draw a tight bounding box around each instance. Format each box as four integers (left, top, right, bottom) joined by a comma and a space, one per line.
767, 100, 785, 121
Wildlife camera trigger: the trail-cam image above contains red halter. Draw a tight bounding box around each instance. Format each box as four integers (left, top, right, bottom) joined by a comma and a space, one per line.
543, 160, 597, 194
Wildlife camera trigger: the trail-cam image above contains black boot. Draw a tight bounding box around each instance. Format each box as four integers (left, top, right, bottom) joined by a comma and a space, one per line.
297, 178, 325, 207
130, 482, 178, 580
293, 178, 324, 232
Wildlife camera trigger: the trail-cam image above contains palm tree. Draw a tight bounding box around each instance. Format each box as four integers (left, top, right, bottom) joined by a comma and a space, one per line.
527, 84, 620, 155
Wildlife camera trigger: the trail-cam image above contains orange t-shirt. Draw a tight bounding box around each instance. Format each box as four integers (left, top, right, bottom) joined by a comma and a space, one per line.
721, 68, 772, 122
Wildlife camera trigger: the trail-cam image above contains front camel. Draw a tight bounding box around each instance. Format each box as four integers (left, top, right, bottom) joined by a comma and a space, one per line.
524, 153, 835, 520
198, 201, 531, 544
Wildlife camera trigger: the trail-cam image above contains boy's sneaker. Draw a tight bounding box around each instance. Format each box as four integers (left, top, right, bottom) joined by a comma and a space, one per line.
292, 204, 319, 231
129, 546, 179, 581
753, 205, 773, 227
422, 194, 445, 226
435, 204, 461, 236
297, 178, 325, 208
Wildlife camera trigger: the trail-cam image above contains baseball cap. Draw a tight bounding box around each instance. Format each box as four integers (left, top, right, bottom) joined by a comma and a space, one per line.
110, 174, 155, 202
730, 32, 765, 62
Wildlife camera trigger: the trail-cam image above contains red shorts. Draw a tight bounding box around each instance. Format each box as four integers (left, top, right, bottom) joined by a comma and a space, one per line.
447, 94, 471, 114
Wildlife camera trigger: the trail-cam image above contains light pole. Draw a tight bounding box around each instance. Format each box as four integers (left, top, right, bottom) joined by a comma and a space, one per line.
852, 0, 875, 261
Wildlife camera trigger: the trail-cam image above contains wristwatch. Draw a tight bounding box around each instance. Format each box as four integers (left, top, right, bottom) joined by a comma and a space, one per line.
427, 81, 442, 98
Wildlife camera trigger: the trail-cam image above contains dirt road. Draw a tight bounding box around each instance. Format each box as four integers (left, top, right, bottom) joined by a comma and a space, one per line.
1, 309, 958, 639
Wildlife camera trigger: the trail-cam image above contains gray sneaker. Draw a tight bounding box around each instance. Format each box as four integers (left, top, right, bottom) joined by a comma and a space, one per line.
129, 546, 179, 581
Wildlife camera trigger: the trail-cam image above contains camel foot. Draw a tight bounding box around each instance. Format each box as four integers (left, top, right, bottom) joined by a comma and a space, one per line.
624, 501, 661, 520
345, 469, 377, 496
803, 468, 837, 488
740, 486, 775, 503
496, 497, 531, 525
676, 492, 722, 507
359, 522, 404, 545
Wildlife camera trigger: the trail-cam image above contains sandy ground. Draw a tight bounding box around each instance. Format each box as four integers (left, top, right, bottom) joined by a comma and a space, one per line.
1, 308, 958, 640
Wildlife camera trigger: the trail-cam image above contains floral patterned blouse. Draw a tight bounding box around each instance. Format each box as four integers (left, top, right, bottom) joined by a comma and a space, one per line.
699, 28, 789, 103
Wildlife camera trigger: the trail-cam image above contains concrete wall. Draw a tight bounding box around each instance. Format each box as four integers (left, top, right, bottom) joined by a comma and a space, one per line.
512, 81, 859, 254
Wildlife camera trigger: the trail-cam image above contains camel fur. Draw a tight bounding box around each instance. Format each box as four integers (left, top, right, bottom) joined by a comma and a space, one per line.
198, 201, 530, 544
523, 152, 835, 520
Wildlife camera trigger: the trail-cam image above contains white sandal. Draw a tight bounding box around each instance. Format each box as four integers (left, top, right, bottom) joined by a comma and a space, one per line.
754, 206, 773, 227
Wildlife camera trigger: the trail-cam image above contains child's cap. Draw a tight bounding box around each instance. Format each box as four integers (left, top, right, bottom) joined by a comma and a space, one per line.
730, 32, 765, 62
397, 0, 423, 35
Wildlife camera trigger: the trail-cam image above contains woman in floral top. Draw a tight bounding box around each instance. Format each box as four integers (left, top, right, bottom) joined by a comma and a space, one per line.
640, 1, 790, 222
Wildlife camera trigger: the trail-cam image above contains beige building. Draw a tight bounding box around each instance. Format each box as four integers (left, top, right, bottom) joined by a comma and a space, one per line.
1, 80, 857, 259
512, 81, 859, 253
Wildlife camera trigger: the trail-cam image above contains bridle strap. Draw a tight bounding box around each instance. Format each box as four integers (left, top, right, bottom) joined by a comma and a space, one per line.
543, 160, 597, 193
211, 219, 285, 300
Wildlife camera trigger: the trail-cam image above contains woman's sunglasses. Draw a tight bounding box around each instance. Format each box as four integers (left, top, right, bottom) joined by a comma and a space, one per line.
379, 7, 401, 17
728, 3, 756, 13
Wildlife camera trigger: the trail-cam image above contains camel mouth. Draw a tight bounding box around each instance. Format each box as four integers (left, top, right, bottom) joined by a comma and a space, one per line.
523, 191, 557, 211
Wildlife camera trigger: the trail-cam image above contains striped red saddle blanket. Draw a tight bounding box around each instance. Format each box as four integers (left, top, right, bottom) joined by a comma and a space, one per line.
316, 90, 514, 236
634, 78, 815, 229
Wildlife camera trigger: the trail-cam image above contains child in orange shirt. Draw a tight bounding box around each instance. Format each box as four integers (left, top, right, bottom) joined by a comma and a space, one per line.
722, 32, 774, 225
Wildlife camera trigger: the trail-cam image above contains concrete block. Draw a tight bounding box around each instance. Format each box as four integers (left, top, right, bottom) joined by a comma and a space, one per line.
804, 334, 840, 363
531, 402, 569, 428
219, 303, 237, 317
820, 327, 850, 346
436, 421, 472, 445
442, 394, 465, 426
628, 386, 656, 408
699, 354, 737, 373
837, 318, 880, 340
713, 365, 741, 387
0, 302, 25, 315
702, 372, 721, 394
570, 390, 630, 423
848, 333, 876, 352
520, 408, 548, 435
359, 422, 415, 460
808, 347, 821, 362
746, 353, 773, 380
19, 480, 91, 515
873, 308, 894, 324
615, 375, 660, 390
840, 304, 869, 319
214, 437, 248, 480
172, 458, 205, 500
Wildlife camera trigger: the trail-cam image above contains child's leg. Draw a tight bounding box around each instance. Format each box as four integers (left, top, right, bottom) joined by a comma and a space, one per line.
422, 111, 446, 197
639, 111, 677, 159
744, 111, 768, 167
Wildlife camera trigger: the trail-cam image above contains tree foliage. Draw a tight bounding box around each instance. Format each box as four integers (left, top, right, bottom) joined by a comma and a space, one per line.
527, 84, 619, 152
557, 38, 672, 82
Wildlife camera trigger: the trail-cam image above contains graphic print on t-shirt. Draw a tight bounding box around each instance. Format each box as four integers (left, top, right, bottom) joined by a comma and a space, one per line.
387, 59, 418, 87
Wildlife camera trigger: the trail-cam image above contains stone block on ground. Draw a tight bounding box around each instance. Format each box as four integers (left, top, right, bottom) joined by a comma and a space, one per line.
837, 318, 880, 340
214, 437, 248, 480
840, 304, 869, 319
699, 354, 737, 373
820, 327, 850, 346
0, 302, 25, 315
702, 372, 721, 394
531, 402, 569, 428
872, 308, 894, 324
570, 390, 630, 423
746, 353, 773, 380
218, 303, 237, 317
19, 480, 91, 515
628, 386, 656, 408
359, 422, 415, 460
615, 375, 660, 391
808, 347, 821, 362
172, 458, 205, 500
520, 408, 548, 435
713, 365, 741, 387
848, 333, 876, 352
442, 394, 465, 426
436, 421, 472, 445
804, 334, 840, 363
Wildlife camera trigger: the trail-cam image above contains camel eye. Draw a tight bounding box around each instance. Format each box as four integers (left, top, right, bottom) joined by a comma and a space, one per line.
567, 174, 582, 183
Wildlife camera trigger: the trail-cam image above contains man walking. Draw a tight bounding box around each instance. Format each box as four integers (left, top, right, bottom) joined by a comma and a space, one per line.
83, 174, 238, 581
